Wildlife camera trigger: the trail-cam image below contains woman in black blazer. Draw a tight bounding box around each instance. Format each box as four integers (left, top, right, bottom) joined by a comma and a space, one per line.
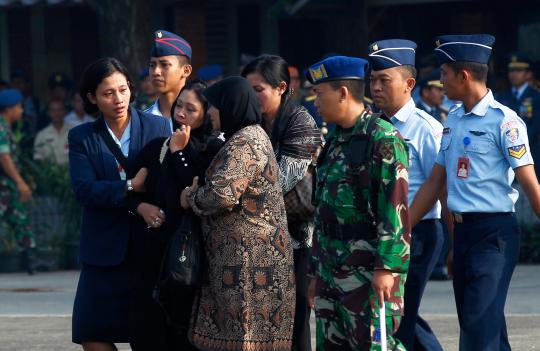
128, 80, 223, 350
69, 58, 170, 351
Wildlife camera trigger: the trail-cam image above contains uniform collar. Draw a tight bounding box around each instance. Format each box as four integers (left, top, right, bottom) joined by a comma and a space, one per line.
419, 98, 433, 113
391, 98, 415, 123
463, 89, 494, 117
334, 110, 368, 142
512, 82, 528, 100
105, 117, 132, 146
149, 99, 163, 117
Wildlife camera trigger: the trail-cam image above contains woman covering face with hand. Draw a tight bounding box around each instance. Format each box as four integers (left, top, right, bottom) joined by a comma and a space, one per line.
128, 79, 223, 350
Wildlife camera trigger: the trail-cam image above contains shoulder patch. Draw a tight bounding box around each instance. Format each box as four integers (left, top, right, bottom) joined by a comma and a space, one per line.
508, 144, 527, 159
505, 128, 520, 143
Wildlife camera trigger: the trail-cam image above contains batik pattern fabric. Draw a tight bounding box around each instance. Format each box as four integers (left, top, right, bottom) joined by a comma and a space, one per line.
188, 125, 295, 351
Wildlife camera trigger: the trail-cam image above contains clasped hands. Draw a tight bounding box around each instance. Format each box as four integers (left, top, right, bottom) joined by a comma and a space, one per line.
180, 176, 199, 209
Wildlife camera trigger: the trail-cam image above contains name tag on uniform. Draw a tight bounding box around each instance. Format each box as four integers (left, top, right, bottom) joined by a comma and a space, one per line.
457, 156, 470, 179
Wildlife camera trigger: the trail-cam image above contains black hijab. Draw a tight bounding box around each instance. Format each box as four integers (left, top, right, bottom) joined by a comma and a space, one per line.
203, 76, 262, 139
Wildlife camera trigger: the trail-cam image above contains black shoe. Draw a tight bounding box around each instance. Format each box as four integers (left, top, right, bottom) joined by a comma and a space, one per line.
430, 270, 449, 281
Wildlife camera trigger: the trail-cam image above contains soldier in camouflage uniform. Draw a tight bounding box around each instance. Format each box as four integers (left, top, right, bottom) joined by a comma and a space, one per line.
0, 89, 35, 274
305, 56, 410, 351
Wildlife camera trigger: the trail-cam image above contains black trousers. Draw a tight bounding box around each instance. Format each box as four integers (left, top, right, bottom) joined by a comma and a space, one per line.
453, 214, 519, 351
395, 219, 444, 350
292, 247, 312, 351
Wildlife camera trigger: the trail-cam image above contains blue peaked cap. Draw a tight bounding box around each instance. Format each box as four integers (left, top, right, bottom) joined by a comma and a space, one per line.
151, 29, 192, 60
368, 39, 417, 71
305, 56, 368, 84
434, 34, 495, 65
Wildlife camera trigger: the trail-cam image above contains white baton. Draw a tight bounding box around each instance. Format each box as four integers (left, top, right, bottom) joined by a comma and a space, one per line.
380, 299, 387, 351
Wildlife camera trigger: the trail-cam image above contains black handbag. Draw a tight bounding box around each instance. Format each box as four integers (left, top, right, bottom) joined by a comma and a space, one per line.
157, 211, 202, 287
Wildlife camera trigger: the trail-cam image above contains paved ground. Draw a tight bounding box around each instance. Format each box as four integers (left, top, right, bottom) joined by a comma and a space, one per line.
0, 265, 539, 350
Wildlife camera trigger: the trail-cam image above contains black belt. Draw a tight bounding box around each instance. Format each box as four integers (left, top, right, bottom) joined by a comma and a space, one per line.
322, 222, 376, 240
453, 212, 512, 224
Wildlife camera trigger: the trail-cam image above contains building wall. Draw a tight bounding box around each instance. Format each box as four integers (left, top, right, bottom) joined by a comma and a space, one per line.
4, 5, 99, 104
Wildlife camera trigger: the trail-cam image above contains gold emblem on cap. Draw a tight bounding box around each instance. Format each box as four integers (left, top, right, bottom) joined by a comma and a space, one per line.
511, 55, 517, 62
157, 31, 163, 38
309, 64, 328, 82
436, 39, 441, 47
372, 43, 379, 52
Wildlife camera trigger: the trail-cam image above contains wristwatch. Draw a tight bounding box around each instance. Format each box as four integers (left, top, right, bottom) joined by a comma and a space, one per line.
127, 179, 134, 192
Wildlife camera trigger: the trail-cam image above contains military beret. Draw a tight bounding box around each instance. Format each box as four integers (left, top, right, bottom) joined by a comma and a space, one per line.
197, 64, 224, 82
434, 34, 495, 65
368, 39, 417, 71
0, 89, 23, 109
305, 56, 368, 84
508, 52, 531, 70
151, 30, 192, 60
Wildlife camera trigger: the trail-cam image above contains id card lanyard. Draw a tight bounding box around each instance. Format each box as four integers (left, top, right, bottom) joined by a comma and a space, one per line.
457, 136, 470, 179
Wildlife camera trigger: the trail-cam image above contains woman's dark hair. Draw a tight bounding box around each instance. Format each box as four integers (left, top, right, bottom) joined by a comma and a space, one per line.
170, 79, 212, 133
79, 57, 135, 115
241, 54, 295, 146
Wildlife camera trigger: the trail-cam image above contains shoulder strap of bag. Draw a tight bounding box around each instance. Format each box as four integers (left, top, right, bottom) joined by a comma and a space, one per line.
97, 125, 132, 176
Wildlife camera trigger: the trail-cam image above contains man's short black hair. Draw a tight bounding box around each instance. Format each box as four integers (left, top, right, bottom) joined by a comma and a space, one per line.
178, 55, 191, 66
397, 65, 417, 79
328, 79, 365, 103
446, 61, 488, 83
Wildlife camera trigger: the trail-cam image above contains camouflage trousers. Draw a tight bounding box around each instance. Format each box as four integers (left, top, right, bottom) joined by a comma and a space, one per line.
315, 232, 406, 351
0, 178, 34, 248
315, 268, 405, 351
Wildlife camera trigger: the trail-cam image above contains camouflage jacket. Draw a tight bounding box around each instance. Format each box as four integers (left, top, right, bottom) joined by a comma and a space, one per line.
311, 111, 410, 274
0, 115, 19, 184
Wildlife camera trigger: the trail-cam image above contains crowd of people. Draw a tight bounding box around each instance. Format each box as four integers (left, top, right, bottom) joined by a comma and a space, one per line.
2, 27, 540, 351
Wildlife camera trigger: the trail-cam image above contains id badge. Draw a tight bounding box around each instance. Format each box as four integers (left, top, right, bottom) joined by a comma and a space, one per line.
457, 156, 470, 179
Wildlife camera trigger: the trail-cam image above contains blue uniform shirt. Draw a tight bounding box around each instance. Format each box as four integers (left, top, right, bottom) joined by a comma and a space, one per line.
436, 90, 534, 213
145, 99, 174, 133
391, 99, 443, 219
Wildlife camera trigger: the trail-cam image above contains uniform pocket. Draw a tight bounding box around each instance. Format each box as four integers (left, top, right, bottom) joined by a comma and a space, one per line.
467, 141, 490, 154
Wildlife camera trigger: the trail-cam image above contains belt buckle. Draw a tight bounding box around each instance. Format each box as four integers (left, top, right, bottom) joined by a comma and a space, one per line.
454, 213, 463, 223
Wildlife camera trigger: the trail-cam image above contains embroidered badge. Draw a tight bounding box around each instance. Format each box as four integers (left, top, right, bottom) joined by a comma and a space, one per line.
443, 127, 451, 134
501, 120, 517, 130
309, 64, 328, 83
508, 144, 526, 159
505, 128, 520, 143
